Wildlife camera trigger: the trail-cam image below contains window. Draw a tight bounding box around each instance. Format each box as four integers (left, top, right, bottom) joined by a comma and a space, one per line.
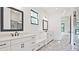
75, 29, 79, 35
61, 23, 65, 32
31, 9, 38, 25
76, 22, 79, 29
75, 22, 79, 35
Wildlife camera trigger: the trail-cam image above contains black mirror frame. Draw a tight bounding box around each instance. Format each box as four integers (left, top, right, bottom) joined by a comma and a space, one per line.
42, 20, 48, 31
1, 7, 24, 31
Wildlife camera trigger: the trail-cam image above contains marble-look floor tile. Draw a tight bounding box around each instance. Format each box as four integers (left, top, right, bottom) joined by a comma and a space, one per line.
39, 41, 73, 51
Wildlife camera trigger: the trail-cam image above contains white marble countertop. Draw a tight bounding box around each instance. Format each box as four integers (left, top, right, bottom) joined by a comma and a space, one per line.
0, 33, 36, 42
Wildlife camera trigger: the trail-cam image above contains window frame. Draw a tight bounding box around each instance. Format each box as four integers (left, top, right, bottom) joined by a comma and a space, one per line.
61, 23, 65, 32
30, 9, 39, 25
75, 22, 79, 35
75, 29, 79, 35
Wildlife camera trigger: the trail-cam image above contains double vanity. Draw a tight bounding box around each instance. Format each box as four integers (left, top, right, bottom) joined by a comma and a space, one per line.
0, 32, 54, 51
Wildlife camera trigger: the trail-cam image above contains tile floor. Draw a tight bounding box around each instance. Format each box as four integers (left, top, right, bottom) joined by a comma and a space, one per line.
39, 41, 79, 51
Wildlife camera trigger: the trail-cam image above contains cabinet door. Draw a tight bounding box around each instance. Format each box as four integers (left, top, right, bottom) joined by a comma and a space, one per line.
11, 35, 36, 51
23, 42, 32, 51
22, 36, 36, 51
0, 47, 10, 51
0, 40, 10, 49
11, 43, 25, 51
11, 42, 33, 51
23, 39, 35, 51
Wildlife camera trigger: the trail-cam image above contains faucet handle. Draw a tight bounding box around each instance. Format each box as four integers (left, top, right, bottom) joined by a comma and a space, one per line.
10, 33, 14, 37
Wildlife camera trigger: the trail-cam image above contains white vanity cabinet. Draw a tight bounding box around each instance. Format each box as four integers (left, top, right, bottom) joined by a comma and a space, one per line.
11, 35, 36, 51
0, 34, 49, 51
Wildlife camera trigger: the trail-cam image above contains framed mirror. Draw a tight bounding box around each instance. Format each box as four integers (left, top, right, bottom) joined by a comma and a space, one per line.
42, 20, 48, 30
0, 7, 23, 31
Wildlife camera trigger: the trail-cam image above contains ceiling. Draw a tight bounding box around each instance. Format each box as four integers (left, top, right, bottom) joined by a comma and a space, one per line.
41, 7, 73, 16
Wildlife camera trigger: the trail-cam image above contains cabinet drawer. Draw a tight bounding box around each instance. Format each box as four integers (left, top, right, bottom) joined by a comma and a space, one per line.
11, 39, 24, 45
0, 41, 10, 49
11, 36, 36, 46
24, 40, 36, 49
11, 43, 24, 51
0, 47, 10, 51
23, 36, 36, 43
11, 42, 32, 51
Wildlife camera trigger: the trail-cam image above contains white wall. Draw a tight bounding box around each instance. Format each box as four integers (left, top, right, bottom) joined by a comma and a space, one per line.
22, 7, 49, 34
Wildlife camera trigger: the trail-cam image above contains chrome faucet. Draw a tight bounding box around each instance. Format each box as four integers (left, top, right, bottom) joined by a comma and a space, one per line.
15, 31, 19, 36
10, 31, 19, 37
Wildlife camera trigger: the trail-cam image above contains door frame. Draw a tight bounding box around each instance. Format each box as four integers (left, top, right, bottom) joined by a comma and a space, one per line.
70, 16, 72, 44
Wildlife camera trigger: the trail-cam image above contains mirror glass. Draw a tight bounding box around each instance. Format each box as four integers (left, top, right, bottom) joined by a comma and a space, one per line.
43, 20, 48, 30
31, 9, 38, 25
2, 7, 23, 31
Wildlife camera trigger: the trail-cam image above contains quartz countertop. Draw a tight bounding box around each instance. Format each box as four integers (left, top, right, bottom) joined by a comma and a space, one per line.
0, 33, 36, 42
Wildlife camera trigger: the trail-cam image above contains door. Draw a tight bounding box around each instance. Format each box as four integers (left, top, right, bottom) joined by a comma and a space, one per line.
73, 11, 79, 50
70, 16, 72, 44
61, 16, 71, 45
